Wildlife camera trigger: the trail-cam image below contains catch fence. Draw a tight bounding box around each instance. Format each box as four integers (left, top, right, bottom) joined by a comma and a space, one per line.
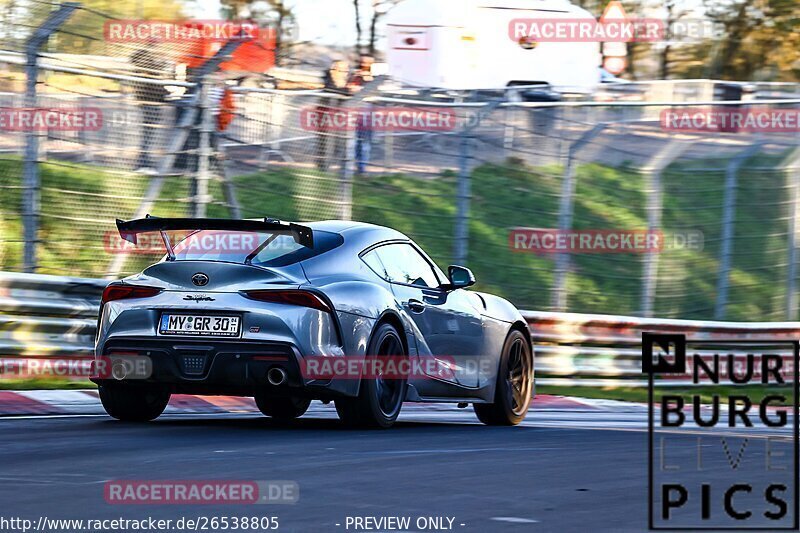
1, 1, 800, 322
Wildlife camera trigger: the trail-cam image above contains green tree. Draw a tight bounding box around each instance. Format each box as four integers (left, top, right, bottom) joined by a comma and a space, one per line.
705, 0, 799, 81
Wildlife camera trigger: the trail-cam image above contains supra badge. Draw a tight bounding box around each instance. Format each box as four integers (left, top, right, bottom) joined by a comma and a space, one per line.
183, 294, 215, 302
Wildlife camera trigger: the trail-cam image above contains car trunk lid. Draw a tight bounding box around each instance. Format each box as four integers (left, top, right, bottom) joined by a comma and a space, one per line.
134, 261, 306, 292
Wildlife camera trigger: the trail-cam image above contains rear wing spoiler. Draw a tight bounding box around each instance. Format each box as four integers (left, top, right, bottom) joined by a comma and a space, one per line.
116, 217, 315, 248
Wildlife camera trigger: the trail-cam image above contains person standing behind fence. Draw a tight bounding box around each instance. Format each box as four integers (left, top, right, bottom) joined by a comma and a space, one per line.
316, 59, 350, 172
348, 55, 375, 176
130, 46, 170, 174
210, 80, 237, 175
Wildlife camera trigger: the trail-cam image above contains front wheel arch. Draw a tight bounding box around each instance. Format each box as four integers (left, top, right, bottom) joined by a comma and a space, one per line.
510, 320, 532, 350
475, 328, 534, 426
510, 320, 535, 397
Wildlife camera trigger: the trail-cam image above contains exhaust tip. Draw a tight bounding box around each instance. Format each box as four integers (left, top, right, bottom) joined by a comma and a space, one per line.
267, 367, 288, 386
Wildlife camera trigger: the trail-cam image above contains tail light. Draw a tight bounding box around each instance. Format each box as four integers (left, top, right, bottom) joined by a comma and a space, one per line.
101, 284, 162, 305
243, 290, 332, 313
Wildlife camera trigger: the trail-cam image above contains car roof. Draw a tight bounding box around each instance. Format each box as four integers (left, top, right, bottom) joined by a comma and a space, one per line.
304, 220, 364, 233
306, 220, 408, 243
298, 220, 441, 279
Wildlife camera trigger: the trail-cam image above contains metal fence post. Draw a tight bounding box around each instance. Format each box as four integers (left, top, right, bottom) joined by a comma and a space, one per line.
640, 139, 690, 318
340, 121, 356, 221
552, 123, 607, 311
21, 3, 79, 273
339, 75, 386, 220
452, 100, 504, 266
384, 130, 394, 170
785, 146, 800, 319
502, 90, 521, 158
453, 130, 472, 265
220, 158, 242, 219
714, 142, 763, 320
192, 84, 213, 218
337, 77, 387, 221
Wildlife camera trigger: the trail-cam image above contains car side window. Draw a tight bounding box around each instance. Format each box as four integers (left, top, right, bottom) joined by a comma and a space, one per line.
369, 243, 441, 288
362, 249, 390, 280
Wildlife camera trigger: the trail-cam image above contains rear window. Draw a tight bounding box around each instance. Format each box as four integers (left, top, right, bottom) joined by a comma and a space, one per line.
170, 229, 343, 267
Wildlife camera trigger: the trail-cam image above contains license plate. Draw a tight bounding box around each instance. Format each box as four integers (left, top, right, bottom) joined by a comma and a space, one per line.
159, 314, 241, 337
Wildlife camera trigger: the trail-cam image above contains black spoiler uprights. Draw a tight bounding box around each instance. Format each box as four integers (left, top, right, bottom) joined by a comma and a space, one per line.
116, 216, 315, 248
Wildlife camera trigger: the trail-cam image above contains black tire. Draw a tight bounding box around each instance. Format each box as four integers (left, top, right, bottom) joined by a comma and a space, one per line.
254, 394, 311, 421
335, 322, 407, 429
474, 329, 534, 426
98, 384, 170, 422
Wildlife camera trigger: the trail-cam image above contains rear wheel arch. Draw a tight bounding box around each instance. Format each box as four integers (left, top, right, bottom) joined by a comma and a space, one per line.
348, 311, 409, 399
373, 311, 410, 355
336, 317, 408, 428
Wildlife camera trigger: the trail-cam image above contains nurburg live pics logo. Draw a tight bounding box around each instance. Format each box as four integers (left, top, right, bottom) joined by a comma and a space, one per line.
644, 333, 799, 530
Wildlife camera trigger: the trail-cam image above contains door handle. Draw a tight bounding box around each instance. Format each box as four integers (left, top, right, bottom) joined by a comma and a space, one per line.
407, 299, 426, 313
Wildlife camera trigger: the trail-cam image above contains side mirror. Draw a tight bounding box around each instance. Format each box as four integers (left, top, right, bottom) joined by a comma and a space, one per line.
446, 265, 476, 290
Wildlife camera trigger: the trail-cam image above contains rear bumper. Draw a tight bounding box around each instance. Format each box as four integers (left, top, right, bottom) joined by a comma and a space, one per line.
94, 290, 365, 398
92, 337, 354, 399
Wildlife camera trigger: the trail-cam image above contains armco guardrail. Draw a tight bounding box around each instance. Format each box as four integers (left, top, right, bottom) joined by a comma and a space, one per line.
1, 272, 798, 386
529, 312, 799, 386
0, 272, 104, 358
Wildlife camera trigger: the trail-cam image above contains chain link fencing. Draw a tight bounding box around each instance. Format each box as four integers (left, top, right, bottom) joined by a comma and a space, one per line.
1, 1, 800, 322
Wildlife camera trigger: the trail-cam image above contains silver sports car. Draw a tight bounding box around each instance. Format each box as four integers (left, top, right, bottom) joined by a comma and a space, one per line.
93, 217, 535, 428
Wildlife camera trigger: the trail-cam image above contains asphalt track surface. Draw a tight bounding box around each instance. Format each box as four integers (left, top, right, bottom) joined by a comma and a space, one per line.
0, 401, 795, 533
